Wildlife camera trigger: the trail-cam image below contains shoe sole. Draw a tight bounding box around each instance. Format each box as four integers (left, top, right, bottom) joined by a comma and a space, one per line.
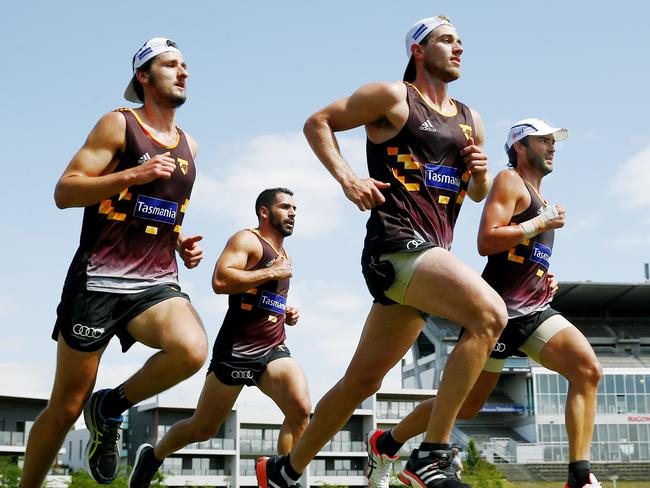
256, 456, 269, 488
398, 470, 421, 487
129, 443, 153, 488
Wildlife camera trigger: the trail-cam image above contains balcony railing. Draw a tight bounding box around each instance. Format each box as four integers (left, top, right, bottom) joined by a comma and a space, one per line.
182, 438, 235, 450
239, 439, 276, 453
162, 468, 231, 476
320, 441, 364, 452
0, 431, 25, 446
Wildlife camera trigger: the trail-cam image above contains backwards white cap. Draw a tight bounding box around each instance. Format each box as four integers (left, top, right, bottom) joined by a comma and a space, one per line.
504, 118, 568, 152
403, 16, 454, 81
124, 37, 182, 103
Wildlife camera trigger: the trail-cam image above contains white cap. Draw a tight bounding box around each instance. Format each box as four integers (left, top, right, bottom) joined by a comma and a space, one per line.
124, 37, 182, 103
404, 16, 454, 58
504, 118, 568, 152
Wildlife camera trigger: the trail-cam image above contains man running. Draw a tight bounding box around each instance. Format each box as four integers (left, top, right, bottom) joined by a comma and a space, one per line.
129, 188, 310, 488
257, 16, 507, 488
20, 38, 208, 487
365, 119, 603, 488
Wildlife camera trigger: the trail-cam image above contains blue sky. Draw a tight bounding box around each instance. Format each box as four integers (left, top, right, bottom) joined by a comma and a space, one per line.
2, 1, 649, 409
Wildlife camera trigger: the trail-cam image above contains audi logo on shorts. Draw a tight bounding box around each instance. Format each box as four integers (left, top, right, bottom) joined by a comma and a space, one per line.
72, 324, 105, 339
493, 342, 507, 353
231, 370, 253, 379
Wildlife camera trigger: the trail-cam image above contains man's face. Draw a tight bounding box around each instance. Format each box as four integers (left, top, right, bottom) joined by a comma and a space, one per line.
420, 25, 463, 82
267, 193, 296, 237
522, 135, 556, 175
144, 52, 188, 107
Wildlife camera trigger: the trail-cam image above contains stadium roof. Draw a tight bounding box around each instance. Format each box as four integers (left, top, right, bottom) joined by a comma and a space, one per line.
554, 281, 650, 317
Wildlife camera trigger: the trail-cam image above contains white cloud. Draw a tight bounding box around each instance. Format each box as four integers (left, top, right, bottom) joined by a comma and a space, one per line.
191, 132, 367, 239
610, 144, 650, 208
604, 234, 650, 249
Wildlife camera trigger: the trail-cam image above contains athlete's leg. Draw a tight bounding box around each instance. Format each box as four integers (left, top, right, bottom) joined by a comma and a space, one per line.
402, 247, 507, 444
534, 321, 602, 461
123, 297, 208, 403
390, 370, 501, 444
289, 304, 425, 472
257, 358, 311, 454
153, 373, 242, 459
21, 336, 104, 488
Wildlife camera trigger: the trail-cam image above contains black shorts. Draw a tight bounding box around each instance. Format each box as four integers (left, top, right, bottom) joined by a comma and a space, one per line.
208, 344, 291, 386
489, 307, 561, 359
361, 254, 398, 305
52, 283, 190, 353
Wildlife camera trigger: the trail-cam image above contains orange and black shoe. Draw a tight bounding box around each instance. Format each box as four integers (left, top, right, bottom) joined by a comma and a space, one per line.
398, 448, 469, 487
256, 455, 300, 488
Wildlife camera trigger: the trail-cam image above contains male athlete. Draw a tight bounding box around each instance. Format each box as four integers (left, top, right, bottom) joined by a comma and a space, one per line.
257, 16, 507, 488
365, 119, 603, 488
20, 38, 208, 487
129, 188, 310, 488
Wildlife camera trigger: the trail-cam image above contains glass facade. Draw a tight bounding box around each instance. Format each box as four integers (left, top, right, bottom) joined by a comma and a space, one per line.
535, 372, 650, 462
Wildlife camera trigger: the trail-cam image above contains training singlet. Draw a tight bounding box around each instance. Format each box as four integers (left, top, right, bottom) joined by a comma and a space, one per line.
482, 178, 555, 318
63, 108, 196, 293
362, 82, 474, 259
214, 231, 289, 358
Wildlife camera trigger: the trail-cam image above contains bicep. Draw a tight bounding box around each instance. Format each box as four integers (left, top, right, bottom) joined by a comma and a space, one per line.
470, 108, 485, 146
480, 177, 519, 231
214, 233, 258, 277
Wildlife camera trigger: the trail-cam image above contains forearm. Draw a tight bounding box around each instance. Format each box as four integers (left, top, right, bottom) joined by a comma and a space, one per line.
304, 116, 357, 187
213, 267, 277, 295
478, 225, 530, 256
54, 170, 136, 208
467, 172, 492, 202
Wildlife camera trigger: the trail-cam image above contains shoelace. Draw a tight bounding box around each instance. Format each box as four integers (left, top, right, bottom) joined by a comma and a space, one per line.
98, 423, 121, 455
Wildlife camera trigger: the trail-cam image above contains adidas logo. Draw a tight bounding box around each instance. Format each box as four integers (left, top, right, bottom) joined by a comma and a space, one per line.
419, 120, 436, 132
137, 152, 151, 164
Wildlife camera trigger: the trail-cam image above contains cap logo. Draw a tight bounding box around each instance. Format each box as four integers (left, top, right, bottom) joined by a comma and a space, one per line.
138, 47, 153, 60
412, 23, 428, 41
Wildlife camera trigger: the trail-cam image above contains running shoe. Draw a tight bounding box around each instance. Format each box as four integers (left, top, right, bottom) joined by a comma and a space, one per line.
84, 389, 123, 484
256, 455, 301, 488
129, 443, 162, 488
398, 448, 470, 487
366, 429, 398, 488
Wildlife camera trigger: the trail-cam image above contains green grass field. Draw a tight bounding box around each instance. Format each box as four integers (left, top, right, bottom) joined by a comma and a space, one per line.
506, 482, 647, 488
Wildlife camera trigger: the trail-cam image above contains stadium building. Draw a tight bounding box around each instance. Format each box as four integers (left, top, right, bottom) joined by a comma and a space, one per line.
402, 281, 650, 481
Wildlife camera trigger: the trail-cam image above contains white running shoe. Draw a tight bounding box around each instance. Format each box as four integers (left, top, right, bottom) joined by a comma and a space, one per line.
366, 429, 399, 488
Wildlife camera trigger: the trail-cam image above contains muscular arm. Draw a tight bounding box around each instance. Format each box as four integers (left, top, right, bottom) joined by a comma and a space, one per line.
212, 231, 291, 295
477, 170, 528, 256
465, 109, 492, 202
54, 112, 177, 208
303, 82, 405, 210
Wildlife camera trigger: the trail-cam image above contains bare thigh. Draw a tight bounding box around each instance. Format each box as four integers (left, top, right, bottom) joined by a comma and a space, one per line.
404, 247, 506, 332
257, 357, 311, 415
126, 297, 206, 350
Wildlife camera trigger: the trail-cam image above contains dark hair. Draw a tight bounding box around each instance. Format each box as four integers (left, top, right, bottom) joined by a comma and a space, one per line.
255, 187, 294, 218
132, 57, 155, 103
507, 137, 529, 168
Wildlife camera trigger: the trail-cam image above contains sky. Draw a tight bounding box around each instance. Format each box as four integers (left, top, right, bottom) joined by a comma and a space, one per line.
2, 1, 650, 414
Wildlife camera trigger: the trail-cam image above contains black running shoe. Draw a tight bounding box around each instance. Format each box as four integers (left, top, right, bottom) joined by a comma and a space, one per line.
84, 389, 123, 484
129, 443, 162, 488
256, 455, 301, 488
398, 448, 470, 487
566, 473, 601, 488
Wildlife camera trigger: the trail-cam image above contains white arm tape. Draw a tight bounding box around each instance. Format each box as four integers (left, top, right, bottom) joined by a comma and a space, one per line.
519, 205, 558, 240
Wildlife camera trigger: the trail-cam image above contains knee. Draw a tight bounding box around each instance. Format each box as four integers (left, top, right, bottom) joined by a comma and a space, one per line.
286, 398, 311, 429
574, 357, 602, 388
481, 301, 508, 342
344, 373, 383, 399
52, 401, 85, 427
191, 423, 219, 443
172, 337, 208, 376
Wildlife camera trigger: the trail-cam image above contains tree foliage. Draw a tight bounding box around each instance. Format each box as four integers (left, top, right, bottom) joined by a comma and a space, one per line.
0, 457, 20, 488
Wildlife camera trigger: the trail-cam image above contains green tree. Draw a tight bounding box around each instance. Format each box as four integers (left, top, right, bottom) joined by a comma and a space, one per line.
0, 457, 20, 488
466, 438, 481, 469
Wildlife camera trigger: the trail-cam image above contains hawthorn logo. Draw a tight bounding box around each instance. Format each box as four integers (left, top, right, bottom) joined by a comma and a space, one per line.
459, 124, 472, 140
177, 158, 189, 175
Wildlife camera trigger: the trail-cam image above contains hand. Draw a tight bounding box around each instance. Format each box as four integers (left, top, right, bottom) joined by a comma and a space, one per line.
342, 177, 390, 211
285, 305, 300, 326
460, 137, 488, 178
547, 273, 559, 296
131, 152, 177, 185
546, 204, 566, 230
178, 235, 203, 269
270, 255, 293, 280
